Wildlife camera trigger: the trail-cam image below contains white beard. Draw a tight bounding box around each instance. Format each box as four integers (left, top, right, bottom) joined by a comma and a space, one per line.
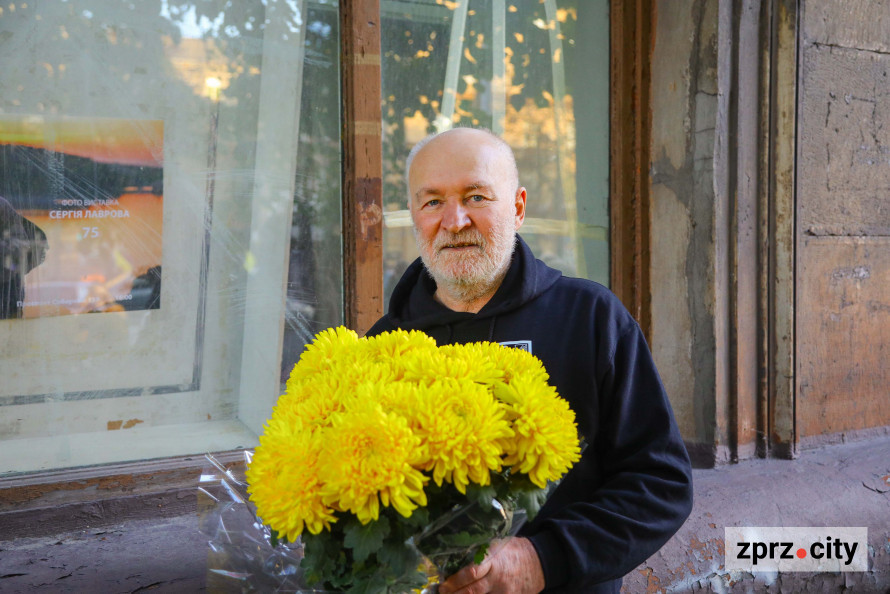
415, 216, 516, 303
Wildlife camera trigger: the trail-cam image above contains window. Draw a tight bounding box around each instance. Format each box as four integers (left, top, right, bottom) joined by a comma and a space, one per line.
380, 0, 610, 299
0, 0, 342, 474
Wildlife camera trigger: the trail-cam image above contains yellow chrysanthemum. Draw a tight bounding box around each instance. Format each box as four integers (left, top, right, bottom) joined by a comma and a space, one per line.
364, 329, 439, 379
275, 372, 364, 432
319, 403, 428, 524
462, 342, 549, 384
403, 345, 504, 386
247, 417, 337, 540
495, 376, 581, 488
413, 378, 514, 493
286, 326, 363, 391
354, 380, 423, 426
250, 326, 581, 546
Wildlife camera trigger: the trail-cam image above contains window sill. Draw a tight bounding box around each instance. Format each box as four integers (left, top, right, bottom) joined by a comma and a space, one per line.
0, 450, 246, 541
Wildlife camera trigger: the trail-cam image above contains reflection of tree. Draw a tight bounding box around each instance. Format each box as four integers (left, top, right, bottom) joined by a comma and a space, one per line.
381, 1, 586, 294
281, 3, 343, 380
381, 1, 580, 211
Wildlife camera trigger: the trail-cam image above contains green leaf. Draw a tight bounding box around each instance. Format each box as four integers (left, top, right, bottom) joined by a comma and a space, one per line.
404, 506, 430, 529
378, 540, 421, 578
301, 528, 356, 588
516, 488, 549, 521
389, 566, 431, 592
438, 530, 488, 548
344, 516, 391, 563
344, 572, 388, 594
301, 532, 337, 585
466, 483, 498, 510
473, 543, 489, 565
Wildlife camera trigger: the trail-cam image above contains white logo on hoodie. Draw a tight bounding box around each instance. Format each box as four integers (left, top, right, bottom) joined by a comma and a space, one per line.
499, 340, 532, 354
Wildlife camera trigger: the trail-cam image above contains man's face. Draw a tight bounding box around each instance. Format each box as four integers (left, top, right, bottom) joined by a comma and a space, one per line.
408, 130, 526, 293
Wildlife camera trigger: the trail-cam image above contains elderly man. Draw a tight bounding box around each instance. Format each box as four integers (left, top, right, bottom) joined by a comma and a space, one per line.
366, 128, 692, 593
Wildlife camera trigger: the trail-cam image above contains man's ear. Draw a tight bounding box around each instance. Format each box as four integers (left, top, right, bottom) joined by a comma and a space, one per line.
514, 187, 527, 229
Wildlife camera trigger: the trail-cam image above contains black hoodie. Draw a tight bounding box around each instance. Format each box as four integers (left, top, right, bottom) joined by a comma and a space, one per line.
367, 235, 693, 593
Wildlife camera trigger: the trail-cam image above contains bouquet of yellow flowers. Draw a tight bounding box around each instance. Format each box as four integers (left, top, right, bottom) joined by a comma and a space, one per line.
245, 326, 581, 593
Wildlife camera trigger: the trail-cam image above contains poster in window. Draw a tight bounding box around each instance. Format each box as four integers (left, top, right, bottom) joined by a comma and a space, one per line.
0, 116, 163, 319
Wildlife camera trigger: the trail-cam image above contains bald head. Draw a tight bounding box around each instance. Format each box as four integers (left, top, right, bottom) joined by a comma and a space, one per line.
405, 127, 527, 312
405, 128, 520, 197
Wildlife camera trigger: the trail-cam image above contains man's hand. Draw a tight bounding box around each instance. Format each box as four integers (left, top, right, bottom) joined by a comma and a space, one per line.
437, 536, 545, 594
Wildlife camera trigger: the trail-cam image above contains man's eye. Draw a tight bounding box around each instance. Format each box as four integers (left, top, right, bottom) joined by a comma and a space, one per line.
425, 199, 441, 207
469, 195, 485, 202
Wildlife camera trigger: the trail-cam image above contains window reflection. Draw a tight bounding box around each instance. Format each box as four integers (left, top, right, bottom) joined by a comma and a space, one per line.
381, 0, 609, 303
0, 0, 342, 473
280, 2, 343, 384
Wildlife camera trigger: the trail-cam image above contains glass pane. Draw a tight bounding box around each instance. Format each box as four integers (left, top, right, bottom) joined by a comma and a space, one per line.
279, 3, 343, 384
381, 0, 609, 303
0, 0, 341, 474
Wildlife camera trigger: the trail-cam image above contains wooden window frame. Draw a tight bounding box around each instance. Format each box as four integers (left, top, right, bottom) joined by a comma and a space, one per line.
609, 0, 653, 338
344, 0, 655, 336
341, 0, 384, 336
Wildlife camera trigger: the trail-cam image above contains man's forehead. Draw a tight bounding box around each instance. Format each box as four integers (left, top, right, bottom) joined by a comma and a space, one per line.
410, 138, 510, 183
414, 181, 494, 198
418, 128, 504, 155
410, 164, 501, 196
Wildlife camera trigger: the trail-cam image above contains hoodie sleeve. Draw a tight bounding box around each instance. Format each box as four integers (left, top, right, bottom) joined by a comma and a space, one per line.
525, 323, 693, 591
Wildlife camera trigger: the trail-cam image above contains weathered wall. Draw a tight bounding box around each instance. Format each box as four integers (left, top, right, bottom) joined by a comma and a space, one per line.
649, 0, 765, 465
650, 0, 724, 466
797, 0, 890, 446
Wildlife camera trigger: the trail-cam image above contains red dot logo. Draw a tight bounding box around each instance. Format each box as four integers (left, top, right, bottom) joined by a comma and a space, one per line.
797, 548, 807, 559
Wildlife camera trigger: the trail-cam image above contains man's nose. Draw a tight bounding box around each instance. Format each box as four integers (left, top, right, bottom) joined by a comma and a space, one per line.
441, 201, 471, 233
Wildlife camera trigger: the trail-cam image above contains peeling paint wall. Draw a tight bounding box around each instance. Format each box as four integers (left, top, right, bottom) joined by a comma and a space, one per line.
650, 0, 726, 465
640, 0, 890, 589
797, 0, 890, 445
649, 0, 890, 462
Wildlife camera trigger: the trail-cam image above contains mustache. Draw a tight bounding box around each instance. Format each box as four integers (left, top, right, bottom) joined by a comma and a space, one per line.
432, 230, 486, 251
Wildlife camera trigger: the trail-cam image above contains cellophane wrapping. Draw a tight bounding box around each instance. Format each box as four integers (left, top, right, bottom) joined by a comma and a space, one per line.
197, 452, 529, 593
198, 451, 325, 593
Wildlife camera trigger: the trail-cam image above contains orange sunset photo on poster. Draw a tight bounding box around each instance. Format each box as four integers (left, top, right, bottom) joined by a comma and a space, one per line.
0, 116, 164, 319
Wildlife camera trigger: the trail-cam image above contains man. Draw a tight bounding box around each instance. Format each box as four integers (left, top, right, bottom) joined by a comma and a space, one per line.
366, 128, 692, 593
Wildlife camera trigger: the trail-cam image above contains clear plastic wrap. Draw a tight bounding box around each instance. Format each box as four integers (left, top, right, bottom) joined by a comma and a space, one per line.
198, 451, 327, 593
197, 452, 530, 593
412, 494, 527, 581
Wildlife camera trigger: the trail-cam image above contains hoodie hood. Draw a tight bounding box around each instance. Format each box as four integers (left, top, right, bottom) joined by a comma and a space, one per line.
380, 234, 562, 334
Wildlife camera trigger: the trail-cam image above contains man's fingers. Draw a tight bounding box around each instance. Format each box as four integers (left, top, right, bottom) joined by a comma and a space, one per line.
438, 559, 492, 594
437, 538, 544, 594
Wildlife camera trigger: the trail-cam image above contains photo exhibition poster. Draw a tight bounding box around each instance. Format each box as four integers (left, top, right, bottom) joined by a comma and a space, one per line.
0, 116, 163, 319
